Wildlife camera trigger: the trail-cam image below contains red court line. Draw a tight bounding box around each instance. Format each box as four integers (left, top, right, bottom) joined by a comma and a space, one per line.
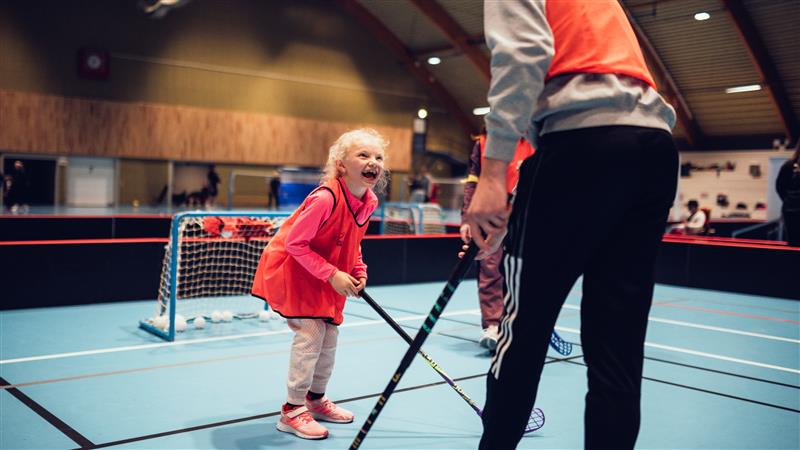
673, 297, 800, 315
662, 237, 798, 251
662, 234, 787, 246
0, 234, 461, 245
363, 233, 459, 240
0, 214, 170, 219
0, 238, 168, 246
656, 302, 800, 325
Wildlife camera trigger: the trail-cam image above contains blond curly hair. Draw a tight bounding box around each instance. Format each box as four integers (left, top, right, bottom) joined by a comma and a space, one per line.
321, 128, 390, 193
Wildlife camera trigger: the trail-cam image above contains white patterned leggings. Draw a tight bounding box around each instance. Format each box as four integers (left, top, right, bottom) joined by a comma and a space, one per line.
285, 318, 339, 405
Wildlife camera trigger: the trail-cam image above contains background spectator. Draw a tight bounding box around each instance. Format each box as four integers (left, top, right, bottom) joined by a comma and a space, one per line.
776, 142, 800, 246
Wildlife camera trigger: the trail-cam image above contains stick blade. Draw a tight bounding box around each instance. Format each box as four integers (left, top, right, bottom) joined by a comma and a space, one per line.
525, 407, 546, 433
549, 331, 573, 356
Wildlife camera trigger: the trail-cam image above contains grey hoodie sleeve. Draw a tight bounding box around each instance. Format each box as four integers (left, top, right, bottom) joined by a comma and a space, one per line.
483, 0, 553, 161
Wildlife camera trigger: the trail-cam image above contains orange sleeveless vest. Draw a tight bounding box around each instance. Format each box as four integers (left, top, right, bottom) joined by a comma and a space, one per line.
479, 136, 535, 194
251, 178, 370, 325
545, 0, 656, 89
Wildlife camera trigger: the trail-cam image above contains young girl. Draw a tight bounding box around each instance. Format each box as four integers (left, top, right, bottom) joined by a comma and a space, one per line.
251, 128, 388, 440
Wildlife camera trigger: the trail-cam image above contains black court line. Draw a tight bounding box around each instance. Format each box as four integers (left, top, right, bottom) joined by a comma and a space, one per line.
347, 310, 583, 366
349, 299, 480, 327
352, 303, 798, 390
0, 376, 95, 448
350, 302, 799, 411
564, 341, 800, 390
83, 354, 583, 449
347, 310, 495, 347
644, 355, 800, 390
558, 359, 800, 414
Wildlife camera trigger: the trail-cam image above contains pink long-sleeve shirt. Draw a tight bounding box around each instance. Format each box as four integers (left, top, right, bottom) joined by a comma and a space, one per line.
284, 183, 377, 281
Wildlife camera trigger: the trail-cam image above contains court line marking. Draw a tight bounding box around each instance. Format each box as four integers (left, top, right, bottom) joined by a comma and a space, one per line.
0, 334, 403, 390
558, 359, 800, 414
361, 302, 799, 375
0, 309, 480, 365
363, 303, 800, 388
655, 302, 800, 325
0, 376, 94, 447
561, 304, 799, 344
72, 355, 578, 449
656, 296, 800, 315
554, 326, 800, 375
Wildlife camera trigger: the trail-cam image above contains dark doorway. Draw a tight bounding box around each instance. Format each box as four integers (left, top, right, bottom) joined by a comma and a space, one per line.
3, 157, 57, 207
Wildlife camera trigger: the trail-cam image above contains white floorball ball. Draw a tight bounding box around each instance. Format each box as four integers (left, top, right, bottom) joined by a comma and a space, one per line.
258, 310, 271, 322
175, 314, 187, 332
222, 310, 234, 322
153, 315, 169, 331
210, 310, 222, 323
194, 316, 206, 329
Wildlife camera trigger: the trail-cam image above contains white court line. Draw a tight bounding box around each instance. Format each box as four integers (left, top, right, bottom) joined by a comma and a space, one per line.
0, 308, 480, 365
460, 306, 799, 373
554, 326, 800, 375
561, 304, 799, 344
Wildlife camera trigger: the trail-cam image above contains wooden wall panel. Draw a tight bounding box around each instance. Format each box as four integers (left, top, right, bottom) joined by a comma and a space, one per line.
0, 90, 412, 170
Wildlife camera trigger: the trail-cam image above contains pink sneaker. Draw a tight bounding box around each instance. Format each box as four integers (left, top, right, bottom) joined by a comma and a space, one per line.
276, 405, 329, 440
306, 396, 355, 423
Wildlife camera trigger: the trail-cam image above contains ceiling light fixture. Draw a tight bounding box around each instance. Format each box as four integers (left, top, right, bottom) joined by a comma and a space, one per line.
725, 84, 761, 94
472, 106, 490, 116
427, 56, 442, 65
417, 108, 429, 119
694, 12, 711, 21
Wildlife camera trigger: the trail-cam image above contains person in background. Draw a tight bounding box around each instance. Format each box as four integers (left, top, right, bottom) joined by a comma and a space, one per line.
5, 160, 29, 213
776, 141, 800, 246
461, 129, 534, 351
206, 164, 221, 207
465, 2, 678, 449
251, 129, 388, 440
408, 168, 431, 203
420, 167, 433, 202
269, 175, 282, 209
1, 171, 8, 211
683, 199, 707, 235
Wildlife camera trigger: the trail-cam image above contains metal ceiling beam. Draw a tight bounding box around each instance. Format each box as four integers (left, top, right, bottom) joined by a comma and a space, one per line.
622, 4, 703, 147
721, 0, 798, 143
334, 0, 476, 136
408, 0, 490, 82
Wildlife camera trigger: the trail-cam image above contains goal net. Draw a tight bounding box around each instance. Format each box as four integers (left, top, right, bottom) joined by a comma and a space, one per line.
140, 211, 289, 341
378, 202, 445, 235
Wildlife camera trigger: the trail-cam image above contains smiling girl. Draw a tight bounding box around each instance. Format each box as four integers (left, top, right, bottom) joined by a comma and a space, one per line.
251, 128, 388, 440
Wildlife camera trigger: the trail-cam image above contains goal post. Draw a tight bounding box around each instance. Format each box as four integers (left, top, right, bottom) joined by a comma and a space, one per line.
140, 211, 290, 341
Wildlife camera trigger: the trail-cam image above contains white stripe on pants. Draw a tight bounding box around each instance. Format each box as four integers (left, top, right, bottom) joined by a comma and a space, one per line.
286, 318, 339, 405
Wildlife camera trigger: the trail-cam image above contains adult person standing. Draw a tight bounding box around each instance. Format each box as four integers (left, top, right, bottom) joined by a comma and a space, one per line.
5, 160, 29, 213
461, 130, 534, 351
465, 2, 678, 449
776, 141, 800, 246
269, 175, 282, 209
205, 164, 221, 207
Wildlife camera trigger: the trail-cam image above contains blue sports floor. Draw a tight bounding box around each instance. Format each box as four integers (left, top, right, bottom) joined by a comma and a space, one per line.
2, 281, 798, 449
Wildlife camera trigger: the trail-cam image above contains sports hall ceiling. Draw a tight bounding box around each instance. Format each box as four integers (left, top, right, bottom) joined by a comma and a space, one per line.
338, 0, 799, 151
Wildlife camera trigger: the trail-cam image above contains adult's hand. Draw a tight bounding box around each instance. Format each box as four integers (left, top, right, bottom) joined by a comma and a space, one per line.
464, 158, 510, 253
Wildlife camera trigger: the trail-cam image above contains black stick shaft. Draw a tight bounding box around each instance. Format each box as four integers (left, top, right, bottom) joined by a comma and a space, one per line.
359, 290, 482, 415
350, 243, 479, 450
